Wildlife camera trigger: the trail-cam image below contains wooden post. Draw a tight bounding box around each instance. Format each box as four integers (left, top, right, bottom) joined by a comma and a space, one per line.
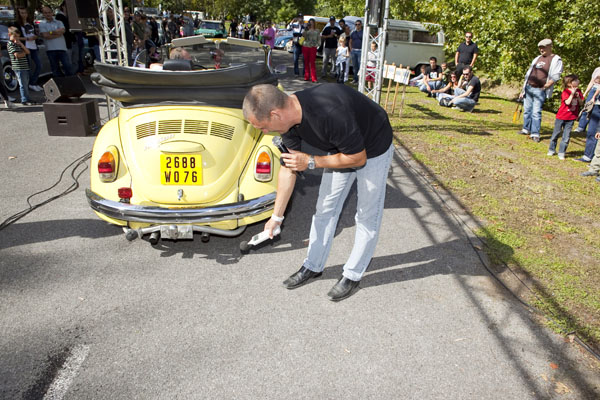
399, 77, 408, 117
384, 63, 396, 112
391, 64, 402, 114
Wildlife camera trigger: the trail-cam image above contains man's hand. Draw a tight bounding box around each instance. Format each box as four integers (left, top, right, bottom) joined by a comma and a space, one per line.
264, 217, 282, 239
280, 152, 309, 171
595, 132, 600, 140
519, 92, 524, 100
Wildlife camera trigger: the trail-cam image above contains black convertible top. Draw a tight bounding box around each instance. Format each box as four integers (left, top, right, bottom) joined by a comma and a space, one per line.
90, 61, 277, 108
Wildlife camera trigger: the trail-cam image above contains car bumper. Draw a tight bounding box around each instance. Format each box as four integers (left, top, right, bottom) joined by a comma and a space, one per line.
86, 189, 276, 224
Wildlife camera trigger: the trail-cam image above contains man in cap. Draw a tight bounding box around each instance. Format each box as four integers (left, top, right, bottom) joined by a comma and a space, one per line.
518, 38, 563, 142
321, 16, 341, 78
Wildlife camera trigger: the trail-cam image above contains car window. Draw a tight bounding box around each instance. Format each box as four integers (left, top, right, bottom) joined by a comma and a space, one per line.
413, 30, 438, 44
201, 22, 222, 30
388, 29, 409, 42
0, 24, 8, 41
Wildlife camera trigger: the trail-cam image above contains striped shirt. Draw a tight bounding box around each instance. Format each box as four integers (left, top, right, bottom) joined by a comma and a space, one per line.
7, 41, 29, 70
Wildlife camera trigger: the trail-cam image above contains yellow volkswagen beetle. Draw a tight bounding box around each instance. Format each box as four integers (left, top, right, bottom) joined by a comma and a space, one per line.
86, 36, 281, 244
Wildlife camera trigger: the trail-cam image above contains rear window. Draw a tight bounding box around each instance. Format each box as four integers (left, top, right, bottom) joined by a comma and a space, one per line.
388, 29, 409, 42
413, 30, 438, 44
201, 22, 223, 30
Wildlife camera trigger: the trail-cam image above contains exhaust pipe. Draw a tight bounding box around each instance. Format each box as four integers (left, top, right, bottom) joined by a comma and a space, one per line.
149, 231, 160, 245
201, 232, 210, 243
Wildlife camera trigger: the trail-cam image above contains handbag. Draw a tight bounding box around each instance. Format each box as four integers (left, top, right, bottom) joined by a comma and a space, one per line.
298, 37, 305, 46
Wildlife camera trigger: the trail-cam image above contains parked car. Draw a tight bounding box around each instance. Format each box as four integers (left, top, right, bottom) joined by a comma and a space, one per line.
274, 29, 293, 51
0, 22, 51, 92
194, 20, 227, 38
87, 36, 282, 243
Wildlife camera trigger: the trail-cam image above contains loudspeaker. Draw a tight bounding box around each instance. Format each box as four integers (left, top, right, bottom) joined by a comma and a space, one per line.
64, 0, 100, 32
44, 76, 86, 103
44, 99, 100, 137
367, 0, 383, 27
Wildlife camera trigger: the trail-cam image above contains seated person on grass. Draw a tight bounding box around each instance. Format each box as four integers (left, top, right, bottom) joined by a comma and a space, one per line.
449, 65, 481, 112
431, 71, 460, 101
409, 65, 427, 87
419, 56, 443, 96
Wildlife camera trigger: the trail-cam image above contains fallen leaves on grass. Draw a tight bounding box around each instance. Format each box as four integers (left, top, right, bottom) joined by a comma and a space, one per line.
554, 381, 570, 394
543, 234, 555, 241
549, 362, 559, 369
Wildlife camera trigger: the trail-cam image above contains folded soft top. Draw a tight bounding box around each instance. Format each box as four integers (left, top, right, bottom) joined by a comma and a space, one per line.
91, 62, 277, 108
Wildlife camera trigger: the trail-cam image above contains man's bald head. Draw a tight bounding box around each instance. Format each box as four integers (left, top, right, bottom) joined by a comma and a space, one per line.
243, 84, 288, 122
169, 47, 192, 60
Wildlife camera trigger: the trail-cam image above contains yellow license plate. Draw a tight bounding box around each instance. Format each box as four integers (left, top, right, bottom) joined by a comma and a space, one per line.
160, 154, 202, 185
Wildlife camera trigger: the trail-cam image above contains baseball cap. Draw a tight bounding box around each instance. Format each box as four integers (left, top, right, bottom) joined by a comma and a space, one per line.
329, 16, 335, 20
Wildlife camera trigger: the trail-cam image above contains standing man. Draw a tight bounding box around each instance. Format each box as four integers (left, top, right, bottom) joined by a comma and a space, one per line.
123, 7, 134, 66
321, 16, 341, 78
56, 1, 76, 74
519, 39, 563, 142
288, 14, 304, 78
132, 12, 145, 44
38, 6, 73, 77
349, 20, 363, 84
454, 32, 479, 74
242, 84, 394, 301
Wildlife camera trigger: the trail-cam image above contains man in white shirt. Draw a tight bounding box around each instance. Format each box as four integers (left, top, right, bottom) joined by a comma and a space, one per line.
38, 6, 73, 77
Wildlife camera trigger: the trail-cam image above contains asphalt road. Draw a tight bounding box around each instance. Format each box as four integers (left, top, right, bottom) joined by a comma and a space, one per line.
1, 52, 599, 399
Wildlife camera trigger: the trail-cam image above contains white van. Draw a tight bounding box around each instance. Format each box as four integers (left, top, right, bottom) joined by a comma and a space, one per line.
384, 20, 445, 72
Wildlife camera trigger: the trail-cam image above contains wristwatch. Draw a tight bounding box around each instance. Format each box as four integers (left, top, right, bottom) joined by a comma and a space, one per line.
307, 155, 315, 170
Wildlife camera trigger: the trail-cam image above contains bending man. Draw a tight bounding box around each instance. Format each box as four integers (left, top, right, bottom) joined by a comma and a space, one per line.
243, 83, 394, 301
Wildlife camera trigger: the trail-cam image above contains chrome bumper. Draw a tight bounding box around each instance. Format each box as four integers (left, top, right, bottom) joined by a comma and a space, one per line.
85, 189, 276, 224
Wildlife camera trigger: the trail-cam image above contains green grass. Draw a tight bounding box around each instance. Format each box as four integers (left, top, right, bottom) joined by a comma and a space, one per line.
389, 86, 600, 349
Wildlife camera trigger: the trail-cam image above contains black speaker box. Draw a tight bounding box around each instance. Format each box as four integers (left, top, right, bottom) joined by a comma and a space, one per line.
64, 0, 100, 32
44, 76, 86, 103
44, 99, 100, 137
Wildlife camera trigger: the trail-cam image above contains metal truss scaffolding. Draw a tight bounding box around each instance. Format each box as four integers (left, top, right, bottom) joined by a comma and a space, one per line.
97, 0, 129, 118
358, 0, 390, 104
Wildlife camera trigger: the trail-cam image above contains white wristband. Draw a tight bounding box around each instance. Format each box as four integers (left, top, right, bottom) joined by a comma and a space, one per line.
271, 214, 284, 222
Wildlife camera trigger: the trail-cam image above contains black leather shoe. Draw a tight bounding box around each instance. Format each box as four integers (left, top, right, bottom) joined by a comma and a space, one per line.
327, 276, 360, 301
283, 266, 322, 289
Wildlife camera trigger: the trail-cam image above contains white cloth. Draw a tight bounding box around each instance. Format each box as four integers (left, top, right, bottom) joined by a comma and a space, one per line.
522, 54, 563, 99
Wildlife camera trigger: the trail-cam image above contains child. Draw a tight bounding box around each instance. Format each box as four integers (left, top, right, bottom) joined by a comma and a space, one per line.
7, 27, 35, 105
441, 62, 450, 85
548, 74, 584, 160
409, 65, 427, 87
365, 42, 378, 89
335, 38, 349, 84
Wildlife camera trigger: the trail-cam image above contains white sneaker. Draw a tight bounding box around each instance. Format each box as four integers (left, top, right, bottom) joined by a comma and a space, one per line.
574, 127, 584, 133
4, 100, 15, 109
558, 153, 565, 160
29, 84, 43, 92
547, 151, 555, 156
8, 96, 16, 102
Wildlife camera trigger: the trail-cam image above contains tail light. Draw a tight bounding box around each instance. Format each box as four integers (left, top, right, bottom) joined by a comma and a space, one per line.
254, 147, 273, 182
98, 146, 119, 182
118, 187, 133, 203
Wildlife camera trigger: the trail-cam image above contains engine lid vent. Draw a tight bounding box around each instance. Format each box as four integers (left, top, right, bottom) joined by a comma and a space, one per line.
136, 121, 156, 140
184, 120, 209, 135
158, 120, 182, 135
210, 122, 235, 141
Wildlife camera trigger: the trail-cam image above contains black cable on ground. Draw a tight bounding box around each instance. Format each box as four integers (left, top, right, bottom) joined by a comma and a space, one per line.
0, 151, 92, 232
394, 143, 600, 362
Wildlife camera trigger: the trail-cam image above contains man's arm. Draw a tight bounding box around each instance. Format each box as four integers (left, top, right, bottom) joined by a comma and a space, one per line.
264, 166, 297, 237
455, 51, 460, 66
451, 85, 474, 101
470, 52, 478, 66
281, 149, 367, 170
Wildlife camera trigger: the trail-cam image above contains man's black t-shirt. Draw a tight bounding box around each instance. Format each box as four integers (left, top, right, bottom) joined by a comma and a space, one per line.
465, 75, 481, 102
322, 25, 342, 49
457, 42, 479, 65
282, 84, 393, 158
425, 65, 442, 80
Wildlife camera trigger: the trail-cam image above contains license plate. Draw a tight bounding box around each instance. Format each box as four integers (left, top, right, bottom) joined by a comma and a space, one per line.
160, 154, 202, 185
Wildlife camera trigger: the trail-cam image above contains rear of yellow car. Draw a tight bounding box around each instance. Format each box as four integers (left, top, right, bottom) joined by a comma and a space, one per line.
86, 105, 280, 242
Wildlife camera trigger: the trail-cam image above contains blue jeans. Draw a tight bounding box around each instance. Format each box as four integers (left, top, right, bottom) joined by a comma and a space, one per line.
28, 49, 42, 85
47, 50, 74, 77
15, 69, 30, 103
351, 49, 361, 81
522, 84, 546, 137
293, 43, 303, 75
583, 104, 600, 160
452, 87, 477, 111
419, 80, 442, 93
577, 87, 596, 131
549, 119, 574, 154
303, 144, 394, 281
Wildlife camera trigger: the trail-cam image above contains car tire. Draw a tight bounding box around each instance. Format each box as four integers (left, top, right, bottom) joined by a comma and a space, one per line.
2, 62, 18, 93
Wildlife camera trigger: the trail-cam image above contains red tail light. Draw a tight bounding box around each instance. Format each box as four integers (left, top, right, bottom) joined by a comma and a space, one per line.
254, 148, 273, 182
118, 187, 133, 199
98, 148, 119, 182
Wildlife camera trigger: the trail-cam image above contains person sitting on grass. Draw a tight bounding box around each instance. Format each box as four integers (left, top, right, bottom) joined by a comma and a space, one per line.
547, 74, 584, 160
419, 56, 443, 96
449, 65, 481, 112
409, 65, 427, 87
441, 62, 451, 86
431, 71, 460, 101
